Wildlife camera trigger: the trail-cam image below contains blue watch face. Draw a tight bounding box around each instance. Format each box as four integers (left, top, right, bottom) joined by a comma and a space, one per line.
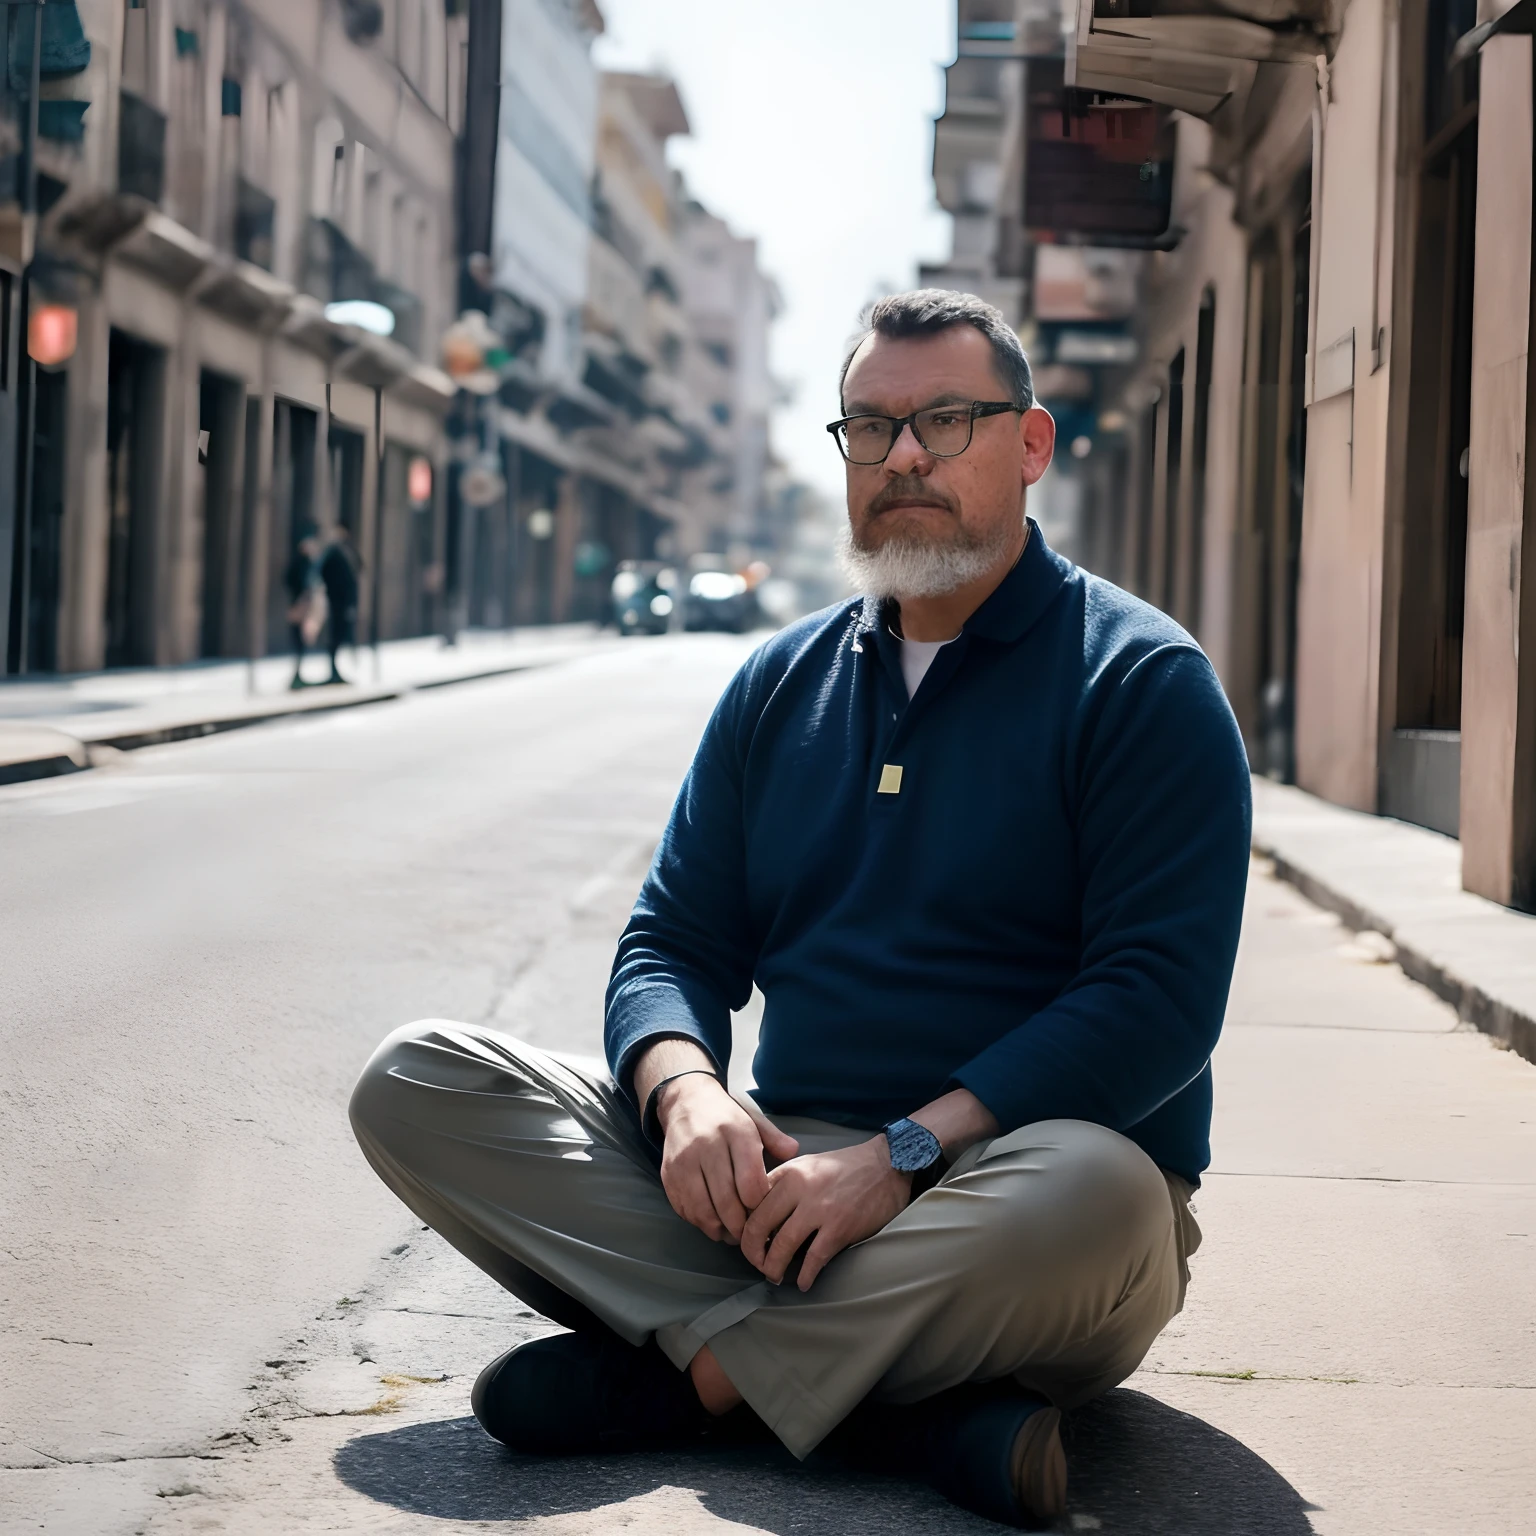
884, 1118, 943, 1172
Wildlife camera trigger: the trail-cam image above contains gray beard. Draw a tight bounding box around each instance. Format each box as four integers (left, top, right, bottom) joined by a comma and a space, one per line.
837, 517, 1016, 600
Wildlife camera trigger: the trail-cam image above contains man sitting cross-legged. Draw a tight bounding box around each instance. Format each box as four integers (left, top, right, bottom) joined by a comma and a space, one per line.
349, 289, 1252, 1528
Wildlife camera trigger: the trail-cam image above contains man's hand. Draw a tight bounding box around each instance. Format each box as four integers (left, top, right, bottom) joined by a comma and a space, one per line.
739, 1136, 911, 1291
635, 1038, 800, 1244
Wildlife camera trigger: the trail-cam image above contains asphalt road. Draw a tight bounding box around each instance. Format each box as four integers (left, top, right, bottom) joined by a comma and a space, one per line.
0, 634, 755, 1530
4, 633, 1534, 1535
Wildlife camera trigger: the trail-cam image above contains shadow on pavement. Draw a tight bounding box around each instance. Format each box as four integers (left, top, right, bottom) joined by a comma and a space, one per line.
334, 1389, 1316, 1533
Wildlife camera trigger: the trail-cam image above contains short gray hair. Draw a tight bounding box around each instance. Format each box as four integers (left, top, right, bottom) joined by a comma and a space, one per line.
839, 288, 1034, 411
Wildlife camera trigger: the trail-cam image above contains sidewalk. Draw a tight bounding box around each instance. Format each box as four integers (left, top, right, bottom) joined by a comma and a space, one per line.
135, 858, 1535, 1536
1252, 777, 1536, 1065
0, 626, 613, 785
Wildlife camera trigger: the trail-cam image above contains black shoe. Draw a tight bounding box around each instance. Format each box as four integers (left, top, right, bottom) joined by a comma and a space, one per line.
826, 1383, 1066, 1529
471, 1330, 710, 1455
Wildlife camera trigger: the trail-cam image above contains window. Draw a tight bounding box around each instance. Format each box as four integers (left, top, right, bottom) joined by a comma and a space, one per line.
1161, 349, 1184, 616
363, 161, 383, 260
1187, 289, 1216, 634
312, 117, 345, 220
122, 0, 149, 98
389, 190, 408, 283
413, 211, 431, 297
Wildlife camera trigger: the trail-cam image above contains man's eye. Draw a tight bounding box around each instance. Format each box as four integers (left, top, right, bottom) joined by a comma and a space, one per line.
850, 420, 885, 437
928, 412, 964, 428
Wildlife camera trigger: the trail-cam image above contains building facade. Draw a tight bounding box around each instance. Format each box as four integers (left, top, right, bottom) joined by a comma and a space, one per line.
457, 28, 786, 628
3, 0, 461, 676
958, 0, 1536, 910
678, 200, 780, 559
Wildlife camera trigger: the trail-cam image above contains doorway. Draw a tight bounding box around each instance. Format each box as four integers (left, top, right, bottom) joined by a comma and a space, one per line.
1160, 348, 1185, 616
105, 329, 166, 669
198, 369, 246, 659
329, 422, 364, 535
1238, 193, 1310, 781
1186, 289, 1217, 635
14, 364, 68, 672
266, 398, 317, 653
1384, 0, 1479, 835
376, 442, 435, 640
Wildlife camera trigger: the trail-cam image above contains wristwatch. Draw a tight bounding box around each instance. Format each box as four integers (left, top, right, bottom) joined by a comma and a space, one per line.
882, 1117, 949, 1197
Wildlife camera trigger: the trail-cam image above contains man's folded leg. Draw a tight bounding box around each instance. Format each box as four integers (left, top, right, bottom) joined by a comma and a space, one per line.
349, 1027, 1197, 1480
347, 1019, 767, 1345
698, 1118, 1199, 1461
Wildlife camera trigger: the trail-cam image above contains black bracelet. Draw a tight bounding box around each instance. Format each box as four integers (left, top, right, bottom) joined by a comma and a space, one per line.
642, 1068, 721, 1147
909, 1153, 952, 1200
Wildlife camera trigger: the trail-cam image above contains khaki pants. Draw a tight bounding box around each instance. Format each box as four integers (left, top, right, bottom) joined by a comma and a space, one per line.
349, 1021, 1200, 1459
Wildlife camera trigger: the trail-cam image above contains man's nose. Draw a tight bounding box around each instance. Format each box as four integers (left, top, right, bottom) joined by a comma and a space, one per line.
884, 421, 933, 475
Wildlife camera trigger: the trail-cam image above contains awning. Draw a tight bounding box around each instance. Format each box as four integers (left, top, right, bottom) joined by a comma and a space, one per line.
1066, 0, 1329, 129
1450, 0, 1536, 65
581, 334, 650, 418
496, 354, 544, 413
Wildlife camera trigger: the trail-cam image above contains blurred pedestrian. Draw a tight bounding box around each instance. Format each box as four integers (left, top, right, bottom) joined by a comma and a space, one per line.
320, 526, 361, 685
350, 290, 1252, 1528
283, 528, 326, 690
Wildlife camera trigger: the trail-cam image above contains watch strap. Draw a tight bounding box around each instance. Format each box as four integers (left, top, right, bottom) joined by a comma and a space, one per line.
909, 1153, 951, 1198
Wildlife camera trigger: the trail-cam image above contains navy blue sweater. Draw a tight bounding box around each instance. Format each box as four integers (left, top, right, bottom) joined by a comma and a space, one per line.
605, 523, 1252, 1184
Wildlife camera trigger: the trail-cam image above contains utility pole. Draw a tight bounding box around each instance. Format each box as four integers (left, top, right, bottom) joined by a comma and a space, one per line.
445, 0, 503, 644
371, 381, 383, 680
457, 0, 502, 308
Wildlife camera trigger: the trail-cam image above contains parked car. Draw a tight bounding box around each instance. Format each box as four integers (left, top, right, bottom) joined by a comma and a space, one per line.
682, 567, 761, 633
610, 562, 678, 635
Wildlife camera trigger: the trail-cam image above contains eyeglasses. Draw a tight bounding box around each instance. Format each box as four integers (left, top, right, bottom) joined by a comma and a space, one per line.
826, 401, 1020, 466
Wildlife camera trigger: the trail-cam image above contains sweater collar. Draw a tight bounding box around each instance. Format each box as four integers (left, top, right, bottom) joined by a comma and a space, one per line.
855, 518, 1073, 646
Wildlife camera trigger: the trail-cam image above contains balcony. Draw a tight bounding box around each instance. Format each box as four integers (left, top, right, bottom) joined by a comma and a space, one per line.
374, 279, 421, 356
303, 216, 425, 356
307, 217, 372, 305
118, 90, 165, 204
582, 333, 650, 419
590, 185, 645, 272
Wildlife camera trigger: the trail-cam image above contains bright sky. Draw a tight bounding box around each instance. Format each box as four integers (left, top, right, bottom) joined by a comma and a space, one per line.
593, 0, 956, 503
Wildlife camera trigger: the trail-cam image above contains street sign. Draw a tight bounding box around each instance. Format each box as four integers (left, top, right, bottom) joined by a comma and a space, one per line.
459, 457, 505, 508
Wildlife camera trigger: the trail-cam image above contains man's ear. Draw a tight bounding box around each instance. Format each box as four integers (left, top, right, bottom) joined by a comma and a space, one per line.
1020, 407, 1055, 487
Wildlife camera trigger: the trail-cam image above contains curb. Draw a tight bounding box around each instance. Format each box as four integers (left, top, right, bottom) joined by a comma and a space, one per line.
0, 748, 88, 787
0, 655, 564, 788
1254, 833, 1536, 1069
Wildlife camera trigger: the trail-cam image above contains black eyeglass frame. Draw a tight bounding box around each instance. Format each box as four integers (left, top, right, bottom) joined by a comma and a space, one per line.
825, 400, 1022, 465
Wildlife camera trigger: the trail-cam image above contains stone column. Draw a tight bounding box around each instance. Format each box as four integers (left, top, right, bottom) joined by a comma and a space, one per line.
550, 471, 581, 623
55, 284, 112, 672
244, 352, 276, 665
159, 295, 206, 664
1461, 34, 1536, 907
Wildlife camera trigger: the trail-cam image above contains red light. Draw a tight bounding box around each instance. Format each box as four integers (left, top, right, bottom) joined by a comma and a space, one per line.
29, 305, 77, 366
407, 456, 433, 504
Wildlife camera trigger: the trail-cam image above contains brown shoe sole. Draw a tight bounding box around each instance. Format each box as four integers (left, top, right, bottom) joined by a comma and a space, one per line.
1011, 1404, 1067, 1526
